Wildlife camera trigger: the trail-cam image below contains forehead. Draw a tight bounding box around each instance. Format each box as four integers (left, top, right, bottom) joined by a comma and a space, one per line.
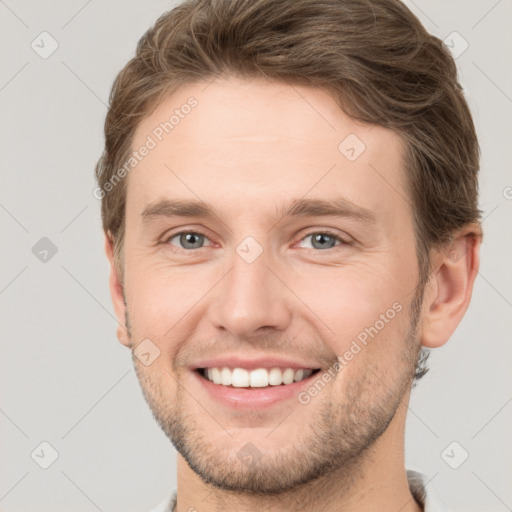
128, 77, 409, 224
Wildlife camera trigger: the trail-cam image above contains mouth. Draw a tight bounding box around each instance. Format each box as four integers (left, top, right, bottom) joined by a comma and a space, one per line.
195, 366, 322, 389
190, 357, 326, 409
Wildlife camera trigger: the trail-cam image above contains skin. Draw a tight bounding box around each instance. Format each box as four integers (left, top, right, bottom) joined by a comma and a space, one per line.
105, 76, 481, 512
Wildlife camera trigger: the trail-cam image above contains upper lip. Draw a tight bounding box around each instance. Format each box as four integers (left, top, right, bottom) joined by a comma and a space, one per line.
191, 355, 322, 371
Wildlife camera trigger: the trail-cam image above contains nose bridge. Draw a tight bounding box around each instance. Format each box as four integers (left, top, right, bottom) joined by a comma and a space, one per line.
210, 236, 292, 336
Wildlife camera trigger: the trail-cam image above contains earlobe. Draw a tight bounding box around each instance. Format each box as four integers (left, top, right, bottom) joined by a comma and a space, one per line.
420, 227, 481, 349
104, 232, 131, 348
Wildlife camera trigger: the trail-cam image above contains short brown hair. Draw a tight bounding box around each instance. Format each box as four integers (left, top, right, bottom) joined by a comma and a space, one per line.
95, 0, 482, 380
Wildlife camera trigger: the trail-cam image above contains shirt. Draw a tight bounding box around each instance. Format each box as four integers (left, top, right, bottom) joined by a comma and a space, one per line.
149, 469, 451, 512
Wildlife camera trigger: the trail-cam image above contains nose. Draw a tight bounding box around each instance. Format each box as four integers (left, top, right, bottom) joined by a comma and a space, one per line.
207, 243, 293, 339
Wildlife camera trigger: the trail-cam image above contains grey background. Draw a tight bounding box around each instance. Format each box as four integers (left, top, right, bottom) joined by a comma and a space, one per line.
0, 1, 511, 511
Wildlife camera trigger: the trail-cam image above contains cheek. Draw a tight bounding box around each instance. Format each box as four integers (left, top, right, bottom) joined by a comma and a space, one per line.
124, 261, 213, 347
291, 264, 410, 359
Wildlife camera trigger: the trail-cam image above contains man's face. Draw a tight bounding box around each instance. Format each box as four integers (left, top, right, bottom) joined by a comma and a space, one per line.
120, 76, 423, 493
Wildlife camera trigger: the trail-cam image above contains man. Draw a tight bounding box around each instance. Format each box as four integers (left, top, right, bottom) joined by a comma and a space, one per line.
95, 0, 482, 510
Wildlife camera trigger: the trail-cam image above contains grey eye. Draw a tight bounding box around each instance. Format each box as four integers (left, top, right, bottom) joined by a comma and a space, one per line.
296, 232, 342, 250
169, 232, 206, 250
309, 233, 338, 250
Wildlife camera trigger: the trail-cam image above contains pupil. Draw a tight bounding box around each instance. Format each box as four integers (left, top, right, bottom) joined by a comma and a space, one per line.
183, 233, 202, 249
314, 233, 333, 249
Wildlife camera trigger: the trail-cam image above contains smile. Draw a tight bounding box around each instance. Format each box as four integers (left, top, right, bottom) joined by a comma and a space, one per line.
197, 367, 321, 388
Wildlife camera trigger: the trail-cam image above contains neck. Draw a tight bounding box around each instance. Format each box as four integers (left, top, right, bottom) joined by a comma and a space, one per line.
174, 401, 422, 512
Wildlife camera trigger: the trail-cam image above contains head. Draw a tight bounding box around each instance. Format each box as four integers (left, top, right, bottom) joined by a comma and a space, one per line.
96, 0, 482, 495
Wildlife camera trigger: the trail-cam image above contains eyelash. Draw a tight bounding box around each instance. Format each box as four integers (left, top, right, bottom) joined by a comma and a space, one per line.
162, 229, 351, 252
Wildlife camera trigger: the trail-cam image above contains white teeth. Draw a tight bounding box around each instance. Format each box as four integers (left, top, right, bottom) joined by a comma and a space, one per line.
250, 368, 269, 387
202, 367, 316, 387
268, 368, 283, 386
282, 368, 295, 385
220, 367, 232, 386
211, 367, 221, 385
231, 368, 249, 387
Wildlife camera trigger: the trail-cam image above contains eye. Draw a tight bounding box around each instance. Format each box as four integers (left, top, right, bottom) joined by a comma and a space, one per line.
165, 231, 212, 250
162, 229, 350, 252
296, 230, 348, 250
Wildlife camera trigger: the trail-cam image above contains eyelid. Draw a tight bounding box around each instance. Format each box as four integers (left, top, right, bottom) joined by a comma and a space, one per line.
295, 229, 352, 248
162, 229, 214, 249
161, 228, 352, 251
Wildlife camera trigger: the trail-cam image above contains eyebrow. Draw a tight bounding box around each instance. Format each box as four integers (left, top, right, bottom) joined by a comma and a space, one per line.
141, 197, 377, 224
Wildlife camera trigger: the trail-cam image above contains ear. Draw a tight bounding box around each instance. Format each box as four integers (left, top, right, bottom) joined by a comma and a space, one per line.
420, 225, 482, 348
104, 232, 131, 348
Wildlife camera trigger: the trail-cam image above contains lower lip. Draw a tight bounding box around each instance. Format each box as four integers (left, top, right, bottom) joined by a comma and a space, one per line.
193, 369, 321, 409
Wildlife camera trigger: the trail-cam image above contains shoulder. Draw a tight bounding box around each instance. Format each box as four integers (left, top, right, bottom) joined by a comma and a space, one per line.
148, 490, 177, 512
407, 469, 452, 512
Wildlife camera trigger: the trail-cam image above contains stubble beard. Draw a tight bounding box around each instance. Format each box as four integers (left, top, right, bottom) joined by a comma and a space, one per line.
127, 288, 423, 496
